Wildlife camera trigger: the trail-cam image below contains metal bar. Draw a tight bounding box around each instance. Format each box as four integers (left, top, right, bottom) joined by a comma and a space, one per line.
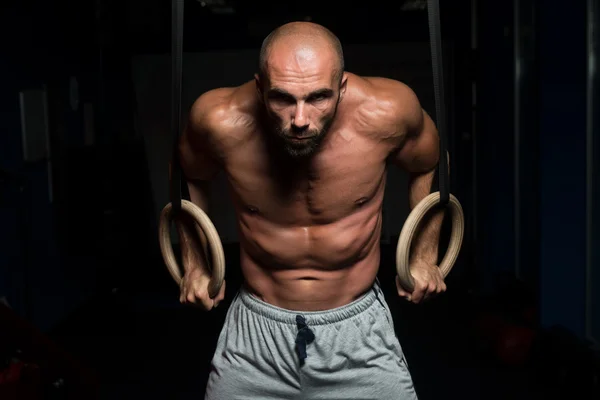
585, 0, 597, 347
513, 0, 522, 280
471, 0, 478, 271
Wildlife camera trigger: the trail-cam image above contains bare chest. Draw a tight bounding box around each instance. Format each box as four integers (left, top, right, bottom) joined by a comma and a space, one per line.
224, 131, 390, 225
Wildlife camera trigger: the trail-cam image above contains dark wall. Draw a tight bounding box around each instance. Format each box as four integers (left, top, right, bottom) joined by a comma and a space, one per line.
591, 0, 600, 347
0, 2, 80, 330
537, 1, 589, 339
0, 1, 155, 331
476, 0, 517, 293
476, 0, 592, 340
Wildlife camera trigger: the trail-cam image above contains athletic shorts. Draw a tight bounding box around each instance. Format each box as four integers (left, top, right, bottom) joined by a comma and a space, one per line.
204, 280, 418, 400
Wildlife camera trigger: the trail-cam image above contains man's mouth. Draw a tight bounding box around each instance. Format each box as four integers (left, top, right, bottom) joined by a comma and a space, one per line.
286, 136, 314, 141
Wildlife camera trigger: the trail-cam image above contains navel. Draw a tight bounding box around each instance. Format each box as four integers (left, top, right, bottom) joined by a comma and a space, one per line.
246, 205, 260, 214
355, 197, 369, 207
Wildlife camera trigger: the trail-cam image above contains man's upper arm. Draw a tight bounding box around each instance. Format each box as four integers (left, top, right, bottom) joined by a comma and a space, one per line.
390, 84, 440, 174
178, 92, 223, 182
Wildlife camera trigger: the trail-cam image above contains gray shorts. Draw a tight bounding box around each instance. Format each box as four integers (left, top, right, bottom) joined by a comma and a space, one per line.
204, 280, 418, 400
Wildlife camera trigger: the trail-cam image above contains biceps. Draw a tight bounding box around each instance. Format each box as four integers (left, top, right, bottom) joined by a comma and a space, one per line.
393, 111, 440, 173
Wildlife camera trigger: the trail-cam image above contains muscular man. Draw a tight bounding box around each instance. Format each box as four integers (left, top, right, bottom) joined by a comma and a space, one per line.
176, 22, 445, 400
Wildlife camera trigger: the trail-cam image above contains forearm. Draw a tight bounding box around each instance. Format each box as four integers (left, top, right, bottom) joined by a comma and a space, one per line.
408, 167, 444, 265
176, 179, 211, 274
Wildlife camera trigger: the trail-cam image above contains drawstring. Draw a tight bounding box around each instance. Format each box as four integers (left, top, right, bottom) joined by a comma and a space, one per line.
373, 285, 386, 308
295, 315, 315, 363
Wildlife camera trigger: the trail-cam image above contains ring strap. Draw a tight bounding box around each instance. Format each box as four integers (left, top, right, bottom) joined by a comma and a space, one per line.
427, 0, 450, 206
170, 0, 185, 215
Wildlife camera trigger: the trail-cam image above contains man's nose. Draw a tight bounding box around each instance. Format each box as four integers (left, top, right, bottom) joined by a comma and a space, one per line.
292, 103, 309, 130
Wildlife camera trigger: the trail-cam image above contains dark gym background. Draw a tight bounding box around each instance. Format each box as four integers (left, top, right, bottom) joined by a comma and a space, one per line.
1, 0, 599, 398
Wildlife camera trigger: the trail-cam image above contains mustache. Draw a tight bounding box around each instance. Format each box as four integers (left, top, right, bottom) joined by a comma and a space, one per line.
277, 126, 319, 138
282, 131, 319, 139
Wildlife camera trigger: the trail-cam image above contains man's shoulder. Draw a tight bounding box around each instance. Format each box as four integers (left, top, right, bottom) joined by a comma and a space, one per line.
346, 74, 422, 140
189, 81, 258, 136
357, 75, 421, 118
181, 82, 258, 166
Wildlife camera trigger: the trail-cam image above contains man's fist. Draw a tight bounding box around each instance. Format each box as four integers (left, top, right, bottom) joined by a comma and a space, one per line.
396, 259, 446, 304
179, 267, 226, 310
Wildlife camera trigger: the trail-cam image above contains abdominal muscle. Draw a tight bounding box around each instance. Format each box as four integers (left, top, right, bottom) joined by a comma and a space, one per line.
237, 205, 383, 311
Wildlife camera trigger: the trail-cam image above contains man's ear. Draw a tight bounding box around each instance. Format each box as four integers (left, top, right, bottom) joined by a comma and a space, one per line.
254, 73, 263, 102
338, 72, 348, 103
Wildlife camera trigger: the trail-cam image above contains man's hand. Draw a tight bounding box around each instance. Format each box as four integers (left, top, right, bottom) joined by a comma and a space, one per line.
179, 267, 226, 310
396, 260, 446, 304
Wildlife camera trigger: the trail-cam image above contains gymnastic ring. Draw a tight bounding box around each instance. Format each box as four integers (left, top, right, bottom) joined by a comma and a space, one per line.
158, 199, 226, 299
395, 192, 464, 293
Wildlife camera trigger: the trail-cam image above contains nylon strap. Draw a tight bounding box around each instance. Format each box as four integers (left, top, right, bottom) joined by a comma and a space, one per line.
170, 0, 185, 215
427, 0, 450, 206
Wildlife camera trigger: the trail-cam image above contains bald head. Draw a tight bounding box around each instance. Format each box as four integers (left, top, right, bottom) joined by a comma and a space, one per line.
258, 22, 345, 83
255, 22, 347, 159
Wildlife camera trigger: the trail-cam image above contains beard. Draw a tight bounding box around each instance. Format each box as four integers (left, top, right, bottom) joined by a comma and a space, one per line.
276, 127, 326, 158
268, 113, 336, 159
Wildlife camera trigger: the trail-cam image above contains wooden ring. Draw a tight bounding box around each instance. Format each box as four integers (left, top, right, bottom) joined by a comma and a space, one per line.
158, 199, 225, 298
395, 192, 464, 292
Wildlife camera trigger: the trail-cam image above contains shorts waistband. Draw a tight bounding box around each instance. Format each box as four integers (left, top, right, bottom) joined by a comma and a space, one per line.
238, 281, 383, 326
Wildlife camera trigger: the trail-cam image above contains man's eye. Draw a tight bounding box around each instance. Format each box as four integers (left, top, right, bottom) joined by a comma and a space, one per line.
309, 94, 327, 102
270, 95, 294, 104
